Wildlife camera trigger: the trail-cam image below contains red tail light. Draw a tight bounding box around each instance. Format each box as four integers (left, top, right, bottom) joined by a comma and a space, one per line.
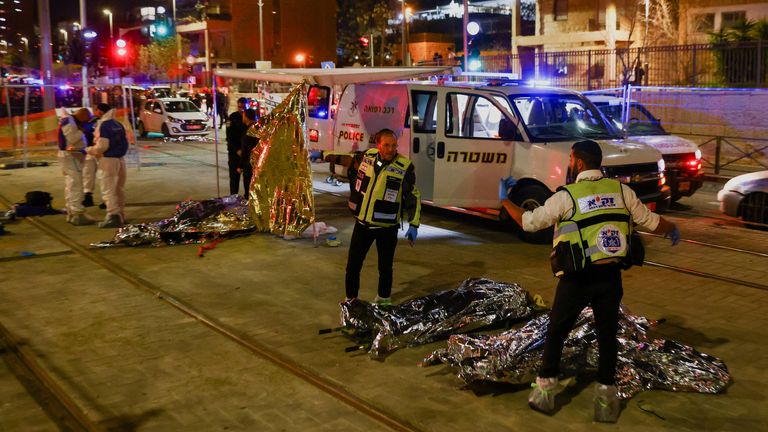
309, 129, 319, 142
685, 158, 702, 171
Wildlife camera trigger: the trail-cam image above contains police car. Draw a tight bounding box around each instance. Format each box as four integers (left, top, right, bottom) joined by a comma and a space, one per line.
586, 95, 703, 201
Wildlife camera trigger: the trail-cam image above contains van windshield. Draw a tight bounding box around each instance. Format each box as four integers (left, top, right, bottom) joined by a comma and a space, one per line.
164, 101, 200, 113
511, 94, 620, 142
595, 102, 668, 136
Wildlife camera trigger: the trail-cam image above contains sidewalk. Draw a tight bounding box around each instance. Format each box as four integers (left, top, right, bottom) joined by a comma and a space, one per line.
0, 141, 766, 431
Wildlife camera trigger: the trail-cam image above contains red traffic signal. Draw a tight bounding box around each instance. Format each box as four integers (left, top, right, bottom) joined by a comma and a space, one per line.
116, 38, 127, 57
359, 36, 369, 47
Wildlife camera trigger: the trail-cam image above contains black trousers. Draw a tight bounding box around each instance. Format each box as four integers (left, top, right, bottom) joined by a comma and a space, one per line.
242, 169, 253, 197
539, 264, 623, 385
345, 222, 398, 299
227, 152, 241, 195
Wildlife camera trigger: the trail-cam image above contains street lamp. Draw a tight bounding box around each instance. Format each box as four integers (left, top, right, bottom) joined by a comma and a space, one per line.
258, 1, 264, 61
20, 36, 28, 52
103, 9, 113, 48
59, 28, 68, 45
400, 0, 409, 66
295, 53, 306, 68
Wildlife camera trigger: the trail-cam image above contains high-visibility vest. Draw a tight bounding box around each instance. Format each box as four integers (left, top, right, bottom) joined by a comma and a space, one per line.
348, 148, 420, 228
552, 178, 631, 275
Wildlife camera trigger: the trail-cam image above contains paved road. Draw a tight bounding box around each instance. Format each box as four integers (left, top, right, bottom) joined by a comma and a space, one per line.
0, 140, 766, 431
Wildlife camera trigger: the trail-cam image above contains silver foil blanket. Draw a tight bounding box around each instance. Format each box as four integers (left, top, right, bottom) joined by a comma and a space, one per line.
339, 278, 533, 358
92, 195, 255, 247
422, 306, 730, 399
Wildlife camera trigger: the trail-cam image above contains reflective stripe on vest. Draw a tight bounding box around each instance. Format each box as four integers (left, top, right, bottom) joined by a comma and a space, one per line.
347, 148, 412, 228
554, 178, 632, 266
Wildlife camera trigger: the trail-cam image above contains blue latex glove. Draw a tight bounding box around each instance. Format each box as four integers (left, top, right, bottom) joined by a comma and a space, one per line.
665, 227, 681, 246
499, 176, 517, 201
405, 225, 418, 245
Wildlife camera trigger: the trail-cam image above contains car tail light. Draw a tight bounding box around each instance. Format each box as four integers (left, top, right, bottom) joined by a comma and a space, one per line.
684, 157, 702, 172
659, 174, 666, 186
309, 129, 319, 142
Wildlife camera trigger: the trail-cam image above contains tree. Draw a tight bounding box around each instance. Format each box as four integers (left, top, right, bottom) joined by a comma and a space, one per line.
136, 38, 189, 81
336, 0, 396, 66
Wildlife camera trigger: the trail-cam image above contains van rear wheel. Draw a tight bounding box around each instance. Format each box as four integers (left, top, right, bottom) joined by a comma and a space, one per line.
510, 184, 554, 244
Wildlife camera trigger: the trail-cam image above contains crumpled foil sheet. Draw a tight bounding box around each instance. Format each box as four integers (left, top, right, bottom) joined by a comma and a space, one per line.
422, 306, 730, 399
340, 278, 533, 358
92, 195, 255, 247
247, 81, 314, 238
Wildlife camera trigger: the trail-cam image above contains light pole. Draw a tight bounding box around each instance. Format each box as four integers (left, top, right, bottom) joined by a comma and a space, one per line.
400, 0, 408, 66
59, 29, 67, 45
20, 36, 28, 52
258, 0, 264, 61
79, 0, 89, 107
172, 0, 182, 86
463, 0, 468, 72
102, 9, 113, 48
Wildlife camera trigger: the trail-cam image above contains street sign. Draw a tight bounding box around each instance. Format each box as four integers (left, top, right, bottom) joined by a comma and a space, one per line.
321, 61, 335, 69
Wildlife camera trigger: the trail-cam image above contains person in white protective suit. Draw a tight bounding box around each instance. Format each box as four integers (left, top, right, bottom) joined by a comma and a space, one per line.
57, 108, 95, 225
86, 103, 129, 228
81, 111, 99, 208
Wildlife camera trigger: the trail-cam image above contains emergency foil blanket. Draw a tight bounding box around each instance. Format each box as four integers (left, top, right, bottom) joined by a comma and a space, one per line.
339, 278, 533, 358
422, 306, 730, 399
92, 195, 255, 247
247, 81, 314, 238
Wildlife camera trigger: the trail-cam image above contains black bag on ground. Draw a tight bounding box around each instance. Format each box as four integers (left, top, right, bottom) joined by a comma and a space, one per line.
13, 191, 58, 217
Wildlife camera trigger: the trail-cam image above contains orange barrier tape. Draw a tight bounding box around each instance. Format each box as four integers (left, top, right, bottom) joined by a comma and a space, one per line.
0, 109, 59, 149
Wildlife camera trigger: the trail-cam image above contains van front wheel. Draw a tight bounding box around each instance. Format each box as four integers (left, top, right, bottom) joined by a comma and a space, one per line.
510, 184, 554, 244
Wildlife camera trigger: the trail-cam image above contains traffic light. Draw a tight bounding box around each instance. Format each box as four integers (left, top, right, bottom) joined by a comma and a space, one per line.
359, 36, 369, 48
116, 39, 127, 58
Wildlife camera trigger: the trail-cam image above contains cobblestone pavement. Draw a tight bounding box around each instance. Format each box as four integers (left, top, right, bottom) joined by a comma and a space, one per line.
0, 140, 766, 431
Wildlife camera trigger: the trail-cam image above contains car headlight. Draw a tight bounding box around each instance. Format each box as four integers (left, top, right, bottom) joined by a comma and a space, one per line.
657, 158, 665, 173
167, 116, 182, 123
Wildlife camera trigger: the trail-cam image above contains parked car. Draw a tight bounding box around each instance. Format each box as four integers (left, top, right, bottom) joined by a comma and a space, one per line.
717, 170, 768, 228
586, 95, 704, 202
137, 98, 210, 138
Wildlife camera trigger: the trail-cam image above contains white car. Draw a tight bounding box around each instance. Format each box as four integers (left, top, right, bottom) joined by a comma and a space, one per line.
717, 170, 768, 228
138, 98, 210, 138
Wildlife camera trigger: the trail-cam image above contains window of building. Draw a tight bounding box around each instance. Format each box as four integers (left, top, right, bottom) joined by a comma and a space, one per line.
554, 0, 568, 21
693, 13, 715, 33
721, 11, 746, 30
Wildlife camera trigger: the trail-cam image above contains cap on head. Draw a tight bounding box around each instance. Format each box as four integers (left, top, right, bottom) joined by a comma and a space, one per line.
237, 97, 247, 104
96, 103, 111, 114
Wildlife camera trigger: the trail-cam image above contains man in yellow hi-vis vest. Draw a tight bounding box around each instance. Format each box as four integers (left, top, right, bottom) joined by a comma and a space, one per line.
501, 140, 680, 423
324, 129, 421, 306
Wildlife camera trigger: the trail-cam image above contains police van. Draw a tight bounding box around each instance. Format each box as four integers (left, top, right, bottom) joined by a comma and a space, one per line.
585, 94, 703, 202
216, 68, 670, 243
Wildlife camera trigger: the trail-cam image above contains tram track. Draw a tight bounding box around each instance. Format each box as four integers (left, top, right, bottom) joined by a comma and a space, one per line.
138, 142, 768, 292
0, 193, 420, 432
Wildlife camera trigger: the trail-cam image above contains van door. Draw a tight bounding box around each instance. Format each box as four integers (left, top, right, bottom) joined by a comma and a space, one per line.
433, 91, 520, 208
408, 89, 439, 201
306, 85, 333, 151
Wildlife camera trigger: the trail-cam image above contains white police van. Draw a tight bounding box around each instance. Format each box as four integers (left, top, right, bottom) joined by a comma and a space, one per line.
586, 95, 703, 201
215, 68, 670, 243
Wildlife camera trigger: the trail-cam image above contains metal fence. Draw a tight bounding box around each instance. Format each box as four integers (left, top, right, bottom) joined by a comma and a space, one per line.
0, 84, 143, 167
480, 42, 768, 90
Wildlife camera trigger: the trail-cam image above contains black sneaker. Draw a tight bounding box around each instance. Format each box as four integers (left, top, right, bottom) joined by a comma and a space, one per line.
98, 203, 106, 210
82, 192, 94, 207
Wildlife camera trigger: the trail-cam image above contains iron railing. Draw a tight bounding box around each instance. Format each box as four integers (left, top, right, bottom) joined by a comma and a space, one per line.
479, 42, 768, 90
